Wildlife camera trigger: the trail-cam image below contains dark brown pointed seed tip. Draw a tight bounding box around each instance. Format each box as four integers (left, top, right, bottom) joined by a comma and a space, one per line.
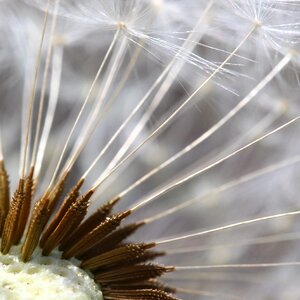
14, 166, 35, 244
21, 197, 50, 262
1, 178, 25, 254
78, 221, 146, 260
0, 160, 10, 209
80, 242, 156, 270
128, 249, 166, 266
47, 170, 70, 213
107, 195, 121, 207
105, 280, 177, 294
94, 264, 174, 284
58, 195, 118, 252
102, 289, 180, 300
62, 210, 132, 259
0, 160, 10, 236
40, 178, 85, 248
42, 189, 93, 256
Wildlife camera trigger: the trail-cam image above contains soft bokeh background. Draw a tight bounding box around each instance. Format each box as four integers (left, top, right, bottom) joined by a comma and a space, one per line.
1, 0, 300, 299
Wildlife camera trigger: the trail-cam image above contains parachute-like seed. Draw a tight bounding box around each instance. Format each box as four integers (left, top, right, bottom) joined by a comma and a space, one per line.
1, 0, 300, 299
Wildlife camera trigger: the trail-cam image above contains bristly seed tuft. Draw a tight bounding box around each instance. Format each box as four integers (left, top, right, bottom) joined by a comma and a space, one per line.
0, 164, 176, 299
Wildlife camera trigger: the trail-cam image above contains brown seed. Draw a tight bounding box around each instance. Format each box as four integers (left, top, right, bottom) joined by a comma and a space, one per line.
47, 170, 70, 214
79, 221, 145, 260
95, 264, 174, 284
105, 279, 176, 294
81, 243, 155, 271
59, 196, 120, 252
1, 179, 25, 254
40, 178, 84, 248
62, 210, 131, 259
42, 190, 93, 256
14, 166, 35, 244
21, 197, 50, 262
0, 160, 10, 236
102, 288, 179, 300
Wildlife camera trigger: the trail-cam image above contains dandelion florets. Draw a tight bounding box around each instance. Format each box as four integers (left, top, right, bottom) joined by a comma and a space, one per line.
0, 245, 103, 300
1, 0, 300, 299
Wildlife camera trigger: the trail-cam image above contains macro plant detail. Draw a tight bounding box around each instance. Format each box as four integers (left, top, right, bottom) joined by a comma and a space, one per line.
1, 0, 300, 299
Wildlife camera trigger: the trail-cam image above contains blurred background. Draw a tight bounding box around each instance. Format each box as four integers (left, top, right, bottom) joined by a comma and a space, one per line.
1, 0, 300, 299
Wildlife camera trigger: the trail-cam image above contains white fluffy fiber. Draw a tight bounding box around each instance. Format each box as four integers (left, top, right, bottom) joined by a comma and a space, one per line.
1, 1, 300, 299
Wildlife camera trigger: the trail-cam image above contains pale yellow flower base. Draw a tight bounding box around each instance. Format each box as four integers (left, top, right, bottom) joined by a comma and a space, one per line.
0, 245, 103, 300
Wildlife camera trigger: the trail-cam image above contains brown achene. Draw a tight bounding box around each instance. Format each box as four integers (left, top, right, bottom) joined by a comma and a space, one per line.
0, 164, 179, 300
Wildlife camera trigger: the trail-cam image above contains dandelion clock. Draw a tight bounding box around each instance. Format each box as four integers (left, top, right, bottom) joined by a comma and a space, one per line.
1, 0, 300, 299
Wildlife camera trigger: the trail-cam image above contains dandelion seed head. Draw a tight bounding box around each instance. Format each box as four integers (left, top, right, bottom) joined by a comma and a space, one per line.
1, 0, 300, 299
0, 245, 103, 300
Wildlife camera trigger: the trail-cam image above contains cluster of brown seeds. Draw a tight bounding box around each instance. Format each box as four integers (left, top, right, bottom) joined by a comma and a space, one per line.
0, 160, 179, 300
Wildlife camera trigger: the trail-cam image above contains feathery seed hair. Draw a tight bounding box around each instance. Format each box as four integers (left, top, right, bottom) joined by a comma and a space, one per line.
1, 0, 300, 299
